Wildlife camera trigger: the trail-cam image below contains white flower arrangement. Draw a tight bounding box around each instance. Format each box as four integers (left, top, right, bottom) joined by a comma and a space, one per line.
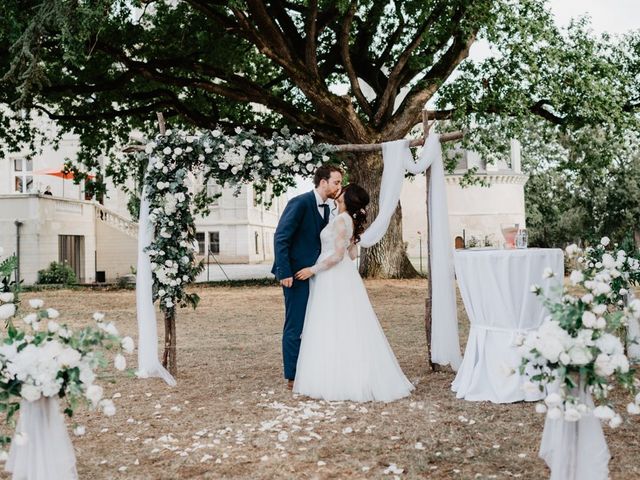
520, 238, 640, 427
141, 126, 338, 312
0, 292, 135, 441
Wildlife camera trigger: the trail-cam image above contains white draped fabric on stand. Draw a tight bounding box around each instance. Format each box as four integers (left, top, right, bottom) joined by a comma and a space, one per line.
359, 134, 462, 370
539, 381, 610, 480
136, 172, 177, 386
5, 398, 77, 480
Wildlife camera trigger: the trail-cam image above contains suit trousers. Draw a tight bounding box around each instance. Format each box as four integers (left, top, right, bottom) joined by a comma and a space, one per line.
282, 279, 310, 380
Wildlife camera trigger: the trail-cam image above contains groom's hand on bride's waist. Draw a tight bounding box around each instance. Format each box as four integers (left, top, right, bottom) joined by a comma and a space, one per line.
280, 277, 293, 288
295, 268, 314, 281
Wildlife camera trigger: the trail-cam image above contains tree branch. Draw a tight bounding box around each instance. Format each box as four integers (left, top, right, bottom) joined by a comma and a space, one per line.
339, 2, 373, 118
304, 0, 320, 78
374, 1, 451, 126
383, 32, 477, 139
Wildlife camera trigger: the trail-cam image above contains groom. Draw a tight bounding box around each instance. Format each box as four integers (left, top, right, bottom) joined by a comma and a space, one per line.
272, 164, 343, 389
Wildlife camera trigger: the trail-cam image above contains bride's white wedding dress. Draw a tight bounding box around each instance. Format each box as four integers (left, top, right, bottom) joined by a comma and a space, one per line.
293, 212, 414, 402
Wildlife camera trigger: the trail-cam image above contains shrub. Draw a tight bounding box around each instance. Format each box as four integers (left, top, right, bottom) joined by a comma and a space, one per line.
37, 261, 77, 285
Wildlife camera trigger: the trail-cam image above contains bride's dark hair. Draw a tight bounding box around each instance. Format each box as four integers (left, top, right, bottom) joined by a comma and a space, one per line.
341, 183, 370, 244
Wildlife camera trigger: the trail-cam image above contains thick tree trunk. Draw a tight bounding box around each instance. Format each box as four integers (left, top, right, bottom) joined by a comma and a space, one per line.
347, 151, 420, 279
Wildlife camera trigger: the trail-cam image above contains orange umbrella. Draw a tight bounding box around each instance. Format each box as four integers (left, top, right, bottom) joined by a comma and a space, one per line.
33, 167, 95, 197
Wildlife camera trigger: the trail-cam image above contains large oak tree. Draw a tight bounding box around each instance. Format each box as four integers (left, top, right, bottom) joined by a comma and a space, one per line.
1, 1, 638, 276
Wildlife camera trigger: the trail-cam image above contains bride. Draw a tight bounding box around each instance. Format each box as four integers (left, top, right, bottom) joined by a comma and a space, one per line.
293, 184, 414, 402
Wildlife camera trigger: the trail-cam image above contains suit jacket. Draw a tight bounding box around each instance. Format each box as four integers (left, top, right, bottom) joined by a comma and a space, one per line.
272, 191, 326, 280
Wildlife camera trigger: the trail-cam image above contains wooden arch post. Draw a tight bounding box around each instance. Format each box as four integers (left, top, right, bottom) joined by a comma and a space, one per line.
331, 112, 461, 371
155, 113, 178, 377
422, 110, 435, 371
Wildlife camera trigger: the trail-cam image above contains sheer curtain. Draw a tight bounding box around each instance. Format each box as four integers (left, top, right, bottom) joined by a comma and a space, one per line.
360, 135, 462, 370
136, 169, 177, 386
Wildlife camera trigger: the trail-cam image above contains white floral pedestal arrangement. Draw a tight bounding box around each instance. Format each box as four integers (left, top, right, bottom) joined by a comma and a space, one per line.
0, 262, 134, 480
519, 238, 640, 480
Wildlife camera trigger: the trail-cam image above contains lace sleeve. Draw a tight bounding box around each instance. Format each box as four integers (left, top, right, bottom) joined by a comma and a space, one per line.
310, 215, 351, 274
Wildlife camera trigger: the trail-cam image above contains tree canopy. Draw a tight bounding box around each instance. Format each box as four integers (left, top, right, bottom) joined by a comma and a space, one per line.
1, 0, 639, 274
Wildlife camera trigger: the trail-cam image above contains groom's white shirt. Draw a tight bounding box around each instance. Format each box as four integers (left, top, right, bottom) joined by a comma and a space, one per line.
313, 189, 336, 220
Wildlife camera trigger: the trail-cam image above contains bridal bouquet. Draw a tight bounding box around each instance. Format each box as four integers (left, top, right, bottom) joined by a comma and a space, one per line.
519, 238, 640, 427
0, 291, 134, 443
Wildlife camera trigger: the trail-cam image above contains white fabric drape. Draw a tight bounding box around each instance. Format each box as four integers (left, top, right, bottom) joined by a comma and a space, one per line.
6, 398, 77, 480
136, 175, 177, 386
452, 248, 563, 402
539, 381, 610, 480
626, 292, 640, 360
360, 135, 462, 370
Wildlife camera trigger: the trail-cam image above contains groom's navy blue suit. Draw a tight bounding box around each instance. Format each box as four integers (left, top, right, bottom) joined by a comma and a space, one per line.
272, 190, 329, 380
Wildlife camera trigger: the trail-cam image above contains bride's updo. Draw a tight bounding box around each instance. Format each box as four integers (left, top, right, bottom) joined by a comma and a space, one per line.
342, 183, 370, 244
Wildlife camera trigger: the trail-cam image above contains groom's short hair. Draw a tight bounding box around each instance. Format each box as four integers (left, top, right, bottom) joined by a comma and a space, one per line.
314, 164, 343, 187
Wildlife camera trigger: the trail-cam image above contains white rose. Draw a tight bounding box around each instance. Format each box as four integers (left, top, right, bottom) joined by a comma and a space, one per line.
559, 352, 571, 365
595, 334, 624, 356
582, 311, 597, 328
568, 346, 592, 365
564, 407, 581, 422
601, 253, 616, 269
28, 299, 44, 309
163, 147, 172, 155
93, 312, 105, 321
569, 270, 584, 285
100, 399, 116, 417
544, 392, 562, 408
593, 405, 615, 420
20, 384, 42, 402
174, 147, 183, 155
22, 313, 37, 325
114, 354, 126, 371
592, 304, 607, 315
86, 385, 104, 406
619, 288, 628, 296
121, 337, 134, 354
595, 354, 614, 377
627, 403, 640, 415
58, 327, 72, 339
600, 237, 610, 247
47, 320, 60, 333
0, 303, 16, 320
609, 415, 622, 428
542, 267, 555, 279
581, 294, 593, 304
595, 317, 607, 330
58, 348, 81, 368
535, 403, 547, 414
610, 354, 629, 373
46, 308, 59, 319
0, 292, 14, 303
79, 366, 95, 385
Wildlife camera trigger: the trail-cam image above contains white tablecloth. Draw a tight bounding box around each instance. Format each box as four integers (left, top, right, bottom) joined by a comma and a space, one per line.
451, 248, 564, 403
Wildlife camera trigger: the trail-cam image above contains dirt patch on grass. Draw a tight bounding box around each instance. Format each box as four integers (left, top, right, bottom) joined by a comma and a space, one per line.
1, 280, 639, 479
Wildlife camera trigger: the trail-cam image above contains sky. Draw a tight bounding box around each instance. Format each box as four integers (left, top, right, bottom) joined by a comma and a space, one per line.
289, 1, 640, 197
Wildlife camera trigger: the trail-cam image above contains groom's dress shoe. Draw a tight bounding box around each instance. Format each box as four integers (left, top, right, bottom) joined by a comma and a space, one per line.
287, 380, 294, 390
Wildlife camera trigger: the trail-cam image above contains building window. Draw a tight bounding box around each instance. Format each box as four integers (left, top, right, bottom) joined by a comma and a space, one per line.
13, 158, 34, 193
195, 232, 205, 255
209, 232, 220, 255
207, 182, 221, 205
254, 231, 259, 254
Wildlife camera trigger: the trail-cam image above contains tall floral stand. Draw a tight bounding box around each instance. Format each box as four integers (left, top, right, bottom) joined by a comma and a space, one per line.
5, 397, 78, 480
539, 383, 610, 480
